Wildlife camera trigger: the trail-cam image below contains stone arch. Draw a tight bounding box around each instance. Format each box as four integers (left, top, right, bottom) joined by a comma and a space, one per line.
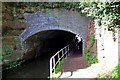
20, 8, 90, 55
21, 28, 84, 55
21, 29, 83, 60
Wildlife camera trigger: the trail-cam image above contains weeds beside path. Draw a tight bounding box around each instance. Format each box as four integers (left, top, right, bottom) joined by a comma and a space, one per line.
60, 51, 90, 78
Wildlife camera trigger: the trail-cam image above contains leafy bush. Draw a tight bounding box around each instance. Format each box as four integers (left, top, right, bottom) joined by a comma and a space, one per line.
84, 47, 98, 64
112, 64, 120, 79
79, 2, 120, 30
3, 2, 120, 30
99, 64, 120, 79
92, 55, 98, 64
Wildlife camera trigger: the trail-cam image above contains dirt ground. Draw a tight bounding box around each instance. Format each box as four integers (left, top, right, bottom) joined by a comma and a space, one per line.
60, 20, 98, 78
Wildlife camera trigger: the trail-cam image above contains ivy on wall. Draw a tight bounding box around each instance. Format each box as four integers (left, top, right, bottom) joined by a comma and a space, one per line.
79, 2, 120, 30
3, 2, 120, 30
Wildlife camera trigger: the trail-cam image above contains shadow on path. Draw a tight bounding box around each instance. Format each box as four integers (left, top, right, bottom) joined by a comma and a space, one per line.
60, 51, 90, 78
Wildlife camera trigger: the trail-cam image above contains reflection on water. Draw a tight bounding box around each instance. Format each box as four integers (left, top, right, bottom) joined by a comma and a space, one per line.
2, 54, 51, 78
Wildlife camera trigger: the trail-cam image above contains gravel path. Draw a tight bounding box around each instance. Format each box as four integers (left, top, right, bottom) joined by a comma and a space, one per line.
60, 51, 103, 79
60, 51, 90, 78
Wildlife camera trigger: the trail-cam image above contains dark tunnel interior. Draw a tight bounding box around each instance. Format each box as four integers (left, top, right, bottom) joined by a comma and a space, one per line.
3, 30, 83, 78
25, 30, 76, 59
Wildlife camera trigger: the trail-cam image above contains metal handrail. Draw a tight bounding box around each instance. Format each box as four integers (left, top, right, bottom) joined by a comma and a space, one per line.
49, 44, 70, 78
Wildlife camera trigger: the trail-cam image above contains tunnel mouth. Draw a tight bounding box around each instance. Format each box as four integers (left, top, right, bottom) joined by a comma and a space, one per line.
3, 30, 83, 78
22, 30, 79, 60
25, 30, 77, 41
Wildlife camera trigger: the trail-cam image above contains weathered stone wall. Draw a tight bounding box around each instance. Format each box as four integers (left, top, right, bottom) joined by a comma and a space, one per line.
21, 9, 90, 54
94, 21, 118, 71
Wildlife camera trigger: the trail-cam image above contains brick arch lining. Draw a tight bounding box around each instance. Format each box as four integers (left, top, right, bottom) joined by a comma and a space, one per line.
20, 8, 90, 54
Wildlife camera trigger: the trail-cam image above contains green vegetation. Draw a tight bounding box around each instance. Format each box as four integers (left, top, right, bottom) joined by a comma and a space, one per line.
3, 2, 119, 41
52, 58, 65, 78
0, 56, 3, 61
84, 48, 98, 64
2, 36, 23, 71
3, 46, 15, 55
79, 2, 120, 29
55, 59, 64, 74
99, 73, 108, 79
3, 2, 120, 30
90, 35, 95, 47
2, 59, 23, 71
112, 64, 120, 79
2, 2, 119, 78
84, 34, 98, 64
99, 64, 120, 79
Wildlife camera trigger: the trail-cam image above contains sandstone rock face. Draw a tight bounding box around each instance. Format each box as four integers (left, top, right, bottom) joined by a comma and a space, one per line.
3, 10, 13, 20
2, 4, 26, 36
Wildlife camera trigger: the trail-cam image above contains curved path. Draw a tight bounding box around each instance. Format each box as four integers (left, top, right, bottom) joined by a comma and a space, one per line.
60, 51, 103, 79
60, 51, 89, 78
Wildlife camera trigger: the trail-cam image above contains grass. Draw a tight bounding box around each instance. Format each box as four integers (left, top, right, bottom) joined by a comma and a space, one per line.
99, 64, 120, 79
112, 64, 120, 79
52, 58, 65, 78
84, 48, 98, 64
99, 73, 108, 80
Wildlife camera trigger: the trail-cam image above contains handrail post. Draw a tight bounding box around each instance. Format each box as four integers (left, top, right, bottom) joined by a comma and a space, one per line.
58, 53, 60, 65
53, 58, 55, 74
49, 44, 71, 79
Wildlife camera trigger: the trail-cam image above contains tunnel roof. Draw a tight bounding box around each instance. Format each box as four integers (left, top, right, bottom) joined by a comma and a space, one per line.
20, 9, 90, 42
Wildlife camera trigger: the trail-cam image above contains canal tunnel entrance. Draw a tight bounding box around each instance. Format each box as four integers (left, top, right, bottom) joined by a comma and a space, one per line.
22, 30, 83, 60
22, 30, 83, 78
3, 8, 90, 78
22, 29, 84, 78
3, 30, 83, 78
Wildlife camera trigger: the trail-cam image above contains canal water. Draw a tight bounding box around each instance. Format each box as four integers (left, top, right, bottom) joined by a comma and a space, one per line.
2, 53, 52, 79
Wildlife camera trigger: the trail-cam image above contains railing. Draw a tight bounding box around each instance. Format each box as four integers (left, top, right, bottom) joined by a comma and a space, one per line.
49, 44, 71, 78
